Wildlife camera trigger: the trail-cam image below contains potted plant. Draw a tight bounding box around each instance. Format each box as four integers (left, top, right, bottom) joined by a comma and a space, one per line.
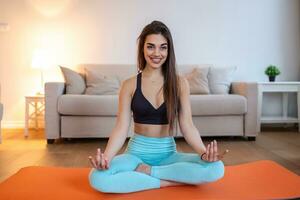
265, 65, 280, 82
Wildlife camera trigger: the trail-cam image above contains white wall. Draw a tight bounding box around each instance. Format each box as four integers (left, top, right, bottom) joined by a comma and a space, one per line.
0, 0, 299, 127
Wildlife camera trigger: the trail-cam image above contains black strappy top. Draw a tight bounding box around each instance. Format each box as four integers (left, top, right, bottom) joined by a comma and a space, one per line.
131, 72, 169, 125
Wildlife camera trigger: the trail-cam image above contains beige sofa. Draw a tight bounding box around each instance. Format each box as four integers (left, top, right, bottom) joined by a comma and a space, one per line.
45, 64, 258, 144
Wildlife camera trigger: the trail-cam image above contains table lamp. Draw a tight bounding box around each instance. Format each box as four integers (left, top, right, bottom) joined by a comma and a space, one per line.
31, 48, 50, 95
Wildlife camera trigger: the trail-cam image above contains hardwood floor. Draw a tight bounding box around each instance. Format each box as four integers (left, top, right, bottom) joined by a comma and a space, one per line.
0, 127, 299, 183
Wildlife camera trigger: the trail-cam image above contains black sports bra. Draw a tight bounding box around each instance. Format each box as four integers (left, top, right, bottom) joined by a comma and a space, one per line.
131, 72, 169, 125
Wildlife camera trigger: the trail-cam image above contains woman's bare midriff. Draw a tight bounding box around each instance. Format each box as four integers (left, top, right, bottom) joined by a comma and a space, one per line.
134, 123, 171, 138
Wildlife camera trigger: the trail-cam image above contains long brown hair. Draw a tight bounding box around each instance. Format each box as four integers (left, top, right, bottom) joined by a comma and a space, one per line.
137, 21, 180, 135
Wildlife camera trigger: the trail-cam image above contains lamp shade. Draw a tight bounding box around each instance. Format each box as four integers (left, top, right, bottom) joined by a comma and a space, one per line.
31, 48, 51, 69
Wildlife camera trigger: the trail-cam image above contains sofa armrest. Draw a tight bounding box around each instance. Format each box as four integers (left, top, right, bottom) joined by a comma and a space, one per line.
231, 82, 258, 137
45, 82, 65, 141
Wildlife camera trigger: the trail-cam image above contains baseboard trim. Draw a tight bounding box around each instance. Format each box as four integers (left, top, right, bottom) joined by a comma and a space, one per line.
1, 121, 45, 128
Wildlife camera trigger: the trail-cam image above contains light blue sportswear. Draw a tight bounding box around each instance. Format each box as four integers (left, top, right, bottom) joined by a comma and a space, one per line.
89, 134, 225, 193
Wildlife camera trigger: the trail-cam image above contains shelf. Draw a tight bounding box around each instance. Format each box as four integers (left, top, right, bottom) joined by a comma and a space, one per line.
257, 82, 300, 132
261, 116, 298, 123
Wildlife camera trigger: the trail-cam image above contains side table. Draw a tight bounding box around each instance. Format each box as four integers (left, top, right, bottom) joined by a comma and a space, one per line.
24, 95, 45, 137
257, 82, 300, 132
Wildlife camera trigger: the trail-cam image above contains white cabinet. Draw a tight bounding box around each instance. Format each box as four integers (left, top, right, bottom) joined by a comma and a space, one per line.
257, 82, 300, 132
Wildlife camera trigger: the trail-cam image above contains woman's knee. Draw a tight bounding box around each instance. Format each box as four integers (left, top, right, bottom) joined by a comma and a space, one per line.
206, 160, 225, 182
191, 161, 224, 184
89, 169, 114, 193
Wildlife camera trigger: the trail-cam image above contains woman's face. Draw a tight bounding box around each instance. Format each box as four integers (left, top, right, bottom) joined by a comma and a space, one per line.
143, 34, 168, 69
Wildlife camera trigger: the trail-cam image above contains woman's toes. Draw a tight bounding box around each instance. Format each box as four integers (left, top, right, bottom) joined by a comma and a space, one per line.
135, 164, 151, 175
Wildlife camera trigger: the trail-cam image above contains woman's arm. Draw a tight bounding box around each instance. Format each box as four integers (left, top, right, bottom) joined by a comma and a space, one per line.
103, 78, 133, 162
178, 76, 206, 155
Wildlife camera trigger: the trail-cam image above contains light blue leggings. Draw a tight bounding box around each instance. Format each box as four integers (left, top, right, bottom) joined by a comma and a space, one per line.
89, 134, 224, 193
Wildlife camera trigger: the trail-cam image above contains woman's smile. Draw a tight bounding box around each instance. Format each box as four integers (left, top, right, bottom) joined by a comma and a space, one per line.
143, 34, 168, 69
150, 57, 163, 64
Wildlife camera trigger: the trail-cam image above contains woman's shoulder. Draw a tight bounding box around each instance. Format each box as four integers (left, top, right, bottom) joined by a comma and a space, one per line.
120, 74, 139, 93
122, 74, 139, 86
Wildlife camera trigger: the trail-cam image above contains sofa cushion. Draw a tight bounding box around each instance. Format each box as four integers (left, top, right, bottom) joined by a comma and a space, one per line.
60, 66, 86, 94
208, 66, 237, 94
58, 95, 118, 116
84, 68, 120, 95
183, 67, 210, 94
58, 94, 246, 116
190, 94, 247, 115
78, 64, 137, 83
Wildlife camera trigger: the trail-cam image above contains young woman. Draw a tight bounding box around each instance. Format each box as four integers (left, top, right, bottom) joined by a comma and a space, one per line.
88, 21, 228, 193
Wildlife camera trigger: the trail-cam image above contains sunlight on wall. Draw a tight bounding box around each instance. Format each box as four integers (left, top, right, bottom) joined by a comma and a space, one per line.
29, 28, 77, 83
26, 0, 77, 83
28, 0, 72, 17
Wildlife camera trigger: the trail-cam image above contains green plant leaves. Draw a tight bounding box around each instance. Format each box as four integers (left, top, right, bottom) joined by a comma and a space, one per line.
265, 65, 281, 76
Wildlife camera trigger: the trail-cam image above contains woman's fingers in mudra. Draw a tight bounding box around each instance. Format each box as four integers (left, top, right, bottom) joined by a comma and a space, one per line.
203, 140, 229, 162
88, 148, 109, 170
208, 140, 217, 162
213, 140, 218, 161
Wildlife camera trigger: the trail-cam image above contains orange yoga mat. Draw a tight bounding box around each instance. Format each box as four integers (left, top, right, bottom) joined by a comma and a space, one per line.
0, 160, 299, 200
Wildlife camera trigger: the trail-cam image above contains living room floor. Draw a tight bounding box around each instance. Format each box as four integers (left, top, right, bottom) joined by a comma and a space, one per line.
0, 127, 299, 183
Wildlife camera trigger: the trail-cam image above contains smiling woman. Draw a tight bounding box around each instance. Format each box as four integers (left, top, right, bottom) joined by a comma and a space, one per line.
88, 21, 227, 194
136, 21, 179, 135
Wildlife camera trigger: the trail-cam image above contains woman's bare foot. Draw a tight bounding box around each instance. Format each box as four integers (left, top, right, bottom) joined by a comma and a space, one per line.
135, 164, 185, 187
160, 179, 185, 187
135, 163, 151, 175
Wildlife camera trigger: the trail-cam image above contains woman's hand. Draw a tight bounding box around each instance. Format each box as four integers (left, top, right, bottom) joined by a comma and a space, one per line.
88, 148, 110, 170
201, 140, 229, 162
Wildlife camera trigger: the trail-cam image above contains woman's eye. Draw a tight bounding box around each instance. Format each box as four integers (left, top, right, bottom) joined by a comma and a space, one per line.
147, 46, 154, 50
160, 46, 168, 50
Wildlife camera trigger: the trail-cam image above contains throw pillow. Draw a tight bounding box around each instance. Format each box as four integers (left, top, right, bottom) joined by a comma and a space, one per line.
84, 68, 120, 95
59, 66, 86, 94
208, 66, 237, 94
184, 67, 210, 94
